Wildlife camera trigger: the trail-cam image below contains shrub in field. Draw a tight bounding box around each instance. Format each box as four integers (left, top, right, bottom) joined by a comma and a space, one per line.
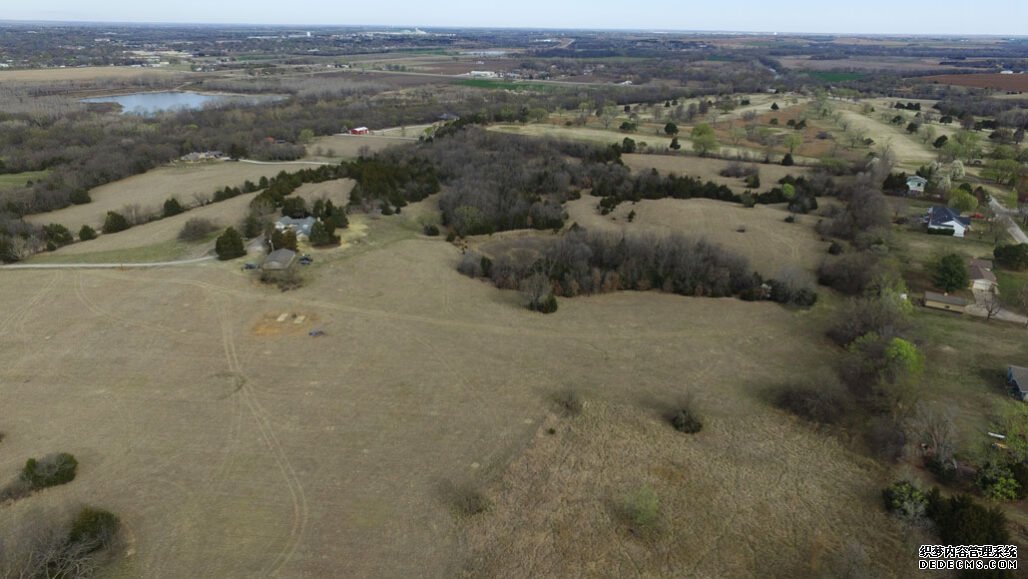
177, 217, 219, 242
882, 481, 928, 525
22, 453, 78, 490
162, 197, 184, 218
68, 507, 121, 553
101, 211, 130, 234
669, 392, 703, 434
554, 388, 583, 417
926, 489, 1010, 546
422, 224, 440, 236
774, 382, 848, 424
215, 227, 246, 260
976, 463, 1021, 502
78, 225, 97, 241
449, 482, 491, 518
622, 485, 660, 534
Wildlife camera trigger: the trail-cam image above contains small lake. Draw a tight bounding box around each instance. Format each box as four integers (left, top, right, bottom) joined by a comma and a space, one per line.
81, 91, 285, 115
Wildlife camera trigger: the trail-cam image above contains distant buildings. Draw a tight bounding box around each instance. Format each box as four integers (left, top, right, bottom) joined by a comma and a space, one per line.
906, 175, 928, 195
263, 249, 297, 271
276, 216, 316, 240
349, 127, 370, 135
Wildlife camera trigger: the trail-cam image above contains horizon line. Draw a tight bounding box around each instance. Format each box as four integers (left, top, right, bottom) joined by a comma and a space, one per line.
0, 18, 1026, 38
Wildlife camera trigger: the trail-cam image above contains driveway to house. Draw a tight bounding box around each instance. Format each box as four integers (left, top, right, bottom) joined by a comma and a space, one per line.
989, 197, 1028, 244
966, 288, 1028, 325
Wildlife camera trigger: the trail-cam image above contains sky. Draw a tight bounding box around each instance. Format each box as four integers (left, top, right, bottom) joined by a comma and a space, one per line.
4, 1, 1028, 36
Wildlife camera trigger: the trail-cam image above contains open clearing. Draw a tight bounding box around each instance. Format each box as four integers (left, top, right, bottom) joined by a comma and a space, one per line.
0, 210, 910, 577
623, 153, 810, 193
25, 161, 315, 233
305, 134, 416, 161
565, 196, 827, 278
0, 170, 50, 191
922, 73, 1028, 92
463, 400, 913, 577
0, 67, 186, 82
836, 109, 935, 169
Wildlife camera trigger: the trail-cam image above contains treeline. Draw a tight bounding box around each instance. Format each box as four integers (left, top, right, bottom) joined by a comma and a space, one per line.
460, 228, 817, 307
590, 165, 825, 215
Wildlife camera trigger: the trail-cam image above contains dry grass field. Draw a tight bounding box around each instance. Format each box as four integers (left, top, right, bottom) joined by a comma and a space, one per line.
25, 161, 315, 233
0, 199, 913, 577
462, 400, 914, 577
305, 134, 415, 161
623, 153, 810, 193
565, 197, 827, 278
0, 67, 186, 83
922, 73, 1028, 92
836, 109, 935, 169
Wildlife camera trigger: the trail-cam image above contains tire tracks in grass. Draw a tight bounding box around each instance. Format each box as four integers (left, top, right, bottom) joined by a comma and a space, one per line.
213, 292, 309, 577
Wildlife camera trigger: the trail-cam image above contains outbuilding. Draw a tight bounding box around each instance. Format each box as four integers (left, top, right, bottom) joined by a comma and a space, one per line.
349, 127, 370, 135
263, 249, 297, 271
1008, 366, 1028, 401
923, 291, 968, 314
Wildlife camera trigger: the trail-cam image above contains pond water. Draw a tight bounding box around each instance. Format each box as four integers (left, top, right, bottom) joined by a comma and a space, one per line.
81, 91, 284, 115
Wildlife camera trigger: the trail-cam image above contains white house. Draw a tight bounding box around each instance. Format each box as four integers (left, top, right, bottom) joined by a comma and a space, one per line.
275, 216, 316, 240
926, 206, 971, 238
907, 175, 928, 195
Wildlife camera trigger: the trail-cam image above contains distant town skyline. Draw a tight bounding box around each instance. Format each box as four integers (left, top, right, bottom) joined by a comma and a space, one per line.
3, 1, 1027, 36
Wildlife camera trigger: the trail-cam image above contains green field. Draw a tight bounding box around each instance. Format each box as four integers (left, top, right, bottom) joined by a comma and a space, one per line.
808, 71, 866, 83
0, 170, 50, 191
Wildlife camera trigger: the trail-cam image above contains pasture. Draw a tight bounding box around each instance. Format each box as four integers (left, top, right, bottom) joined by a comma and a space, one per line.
305, 134, 415, 161
25, 161, 315, 233
0, 170, 49, 191
0, 207, 905, 577
623, 154, 810, 194
564, 196, 827, 278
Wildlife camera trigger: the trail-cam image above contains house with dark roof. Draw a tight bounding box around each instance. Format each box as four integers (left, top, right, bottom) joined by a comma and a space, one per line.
924, 291, 968, 314
262, 248, 297, 271
1008, 366, 1028, 401
926, 206, 971, 238
275, 216, 316, 240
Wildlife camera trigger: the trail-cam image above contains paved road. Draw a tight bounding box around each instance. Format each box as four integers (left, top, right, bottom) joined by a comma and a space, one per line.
989, 197, 1028, 244
0, 256, 215, 270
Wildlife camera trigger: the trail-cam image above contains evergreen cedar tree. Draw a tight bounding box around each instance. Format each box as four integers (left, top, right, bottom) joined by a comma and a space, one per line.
102, 211, 130, 234
934, 254, 969, 292
215, 227, 246, 260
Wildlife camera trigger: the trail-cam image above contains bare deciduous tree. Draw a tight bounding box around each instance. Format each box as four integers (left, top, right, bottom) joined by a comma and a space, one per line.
982, 290, 1004, 322
911, 403, 959, 469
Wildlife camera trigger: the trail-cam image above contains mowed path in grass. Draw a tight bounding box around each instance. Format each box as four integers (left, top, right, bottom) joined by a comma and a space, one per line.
25, 162, 316, 233
0, 215, 907, 576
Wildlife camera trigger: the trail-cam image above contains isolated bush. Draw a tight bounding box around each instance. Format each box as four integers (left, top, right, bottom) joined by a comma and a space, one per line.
521, 273, 558, 314
774, 382, 848, 424
214, 227, 246, 260
68, 507, 121, 553
162, 197, 185, 218
178, 217, 219, 242
827, 241, 844, 255
22, 453, 78, 490
101, 211, 130, 234
781, 153, 794, 166
78, 225, 97, 241
554, 388, 583, 417
669, 392, 703, 434
976, 463, 1021, 502
622, 485, 660, 534
783, 215, 796, 223
882, 481, 929, 525
450, 482, 491, 517
457, 252, 484, 278
422, 224, 440, 236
